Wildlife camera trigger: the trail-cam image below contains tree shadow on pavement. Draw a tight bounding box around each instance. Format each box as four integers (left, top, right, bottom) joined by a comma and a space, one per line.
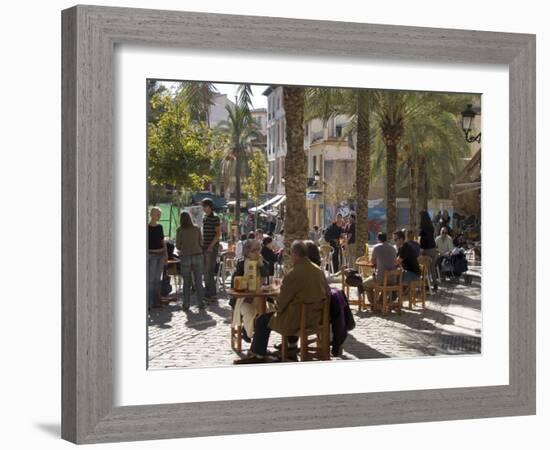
354, 307, 453, 333
341, 333, 390, 360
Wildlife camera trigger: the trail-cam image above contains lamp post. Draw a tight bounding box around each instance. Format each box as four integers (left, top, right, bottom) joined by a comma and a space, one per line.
460, 104, 481, 143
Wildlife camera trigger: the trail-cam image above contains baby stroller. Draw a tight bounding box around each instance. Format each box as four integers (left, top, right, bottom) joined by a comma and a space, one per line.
439, 247, 473, 285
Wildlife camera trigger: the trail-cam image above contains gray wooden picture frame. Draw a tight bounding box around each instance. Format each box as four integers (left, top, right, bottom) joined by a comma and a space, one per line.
61, 4, 536, 444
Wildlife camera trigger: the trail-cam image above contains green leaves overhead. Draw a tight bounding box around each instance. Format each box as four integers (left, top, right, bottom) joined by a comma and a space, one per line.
147, 91, 227, 191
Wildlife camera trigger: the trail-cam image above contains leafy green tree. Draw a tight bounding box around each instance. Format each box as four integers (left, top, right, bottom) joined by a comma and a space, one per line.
243, 150, 268, 228
147, 80, 167, 125
147, 92, 226, 198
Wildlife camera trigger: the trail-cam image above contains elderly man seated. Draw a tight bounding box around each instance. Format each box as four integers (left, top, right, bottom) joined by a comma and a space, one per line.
362, 232, 397, 310
234, 240, 328, 364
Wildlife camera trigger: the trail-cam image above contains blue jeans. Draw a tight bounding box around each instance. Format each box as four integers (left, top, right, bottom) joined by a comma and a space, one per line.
180, 254, 205, 308
147, 253, 164, 307
402, 270, 420, 285
203, 246, 218, 298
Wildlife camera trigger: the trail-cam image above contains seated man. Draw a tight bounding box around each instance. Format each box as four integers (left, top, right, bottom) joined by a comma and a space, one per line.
394, 229, 421, 285
362, 232, 397, 309
234, 240, 328, 364
435, 227, 454, 255
435, 226, 454, 275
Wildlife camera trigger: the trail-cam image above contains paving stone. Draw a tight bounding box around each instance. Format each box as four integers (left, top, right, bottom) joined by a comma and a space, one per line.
148, 276, 482, 368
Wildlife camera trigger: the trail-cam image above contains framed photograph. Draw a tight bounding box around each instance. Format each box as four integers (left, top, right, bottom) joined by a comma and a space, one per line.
62, 5, 535, 444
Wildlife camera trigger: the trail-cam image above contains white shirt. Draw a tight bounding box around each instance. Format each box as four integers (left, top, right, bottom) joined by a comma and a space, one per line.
435, 235, 454, 254
235, 241, 244, 259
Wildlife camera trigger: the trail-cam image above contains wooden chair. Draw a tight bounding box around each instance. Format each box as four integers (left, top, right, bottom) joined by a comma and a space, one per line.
230, 309, 243, 353
417, 255, 433, 295
217, 252, 236, 292
408, 264, 427, 309
373, 269, 403, 315
281, 298, 330, 362
340, 266, 367, 312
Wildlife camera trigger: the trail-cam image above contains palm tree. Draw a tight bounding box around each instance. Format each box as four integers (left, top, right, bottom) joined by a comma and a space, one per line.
177, 82, 219, 126
373, 90, 412, 234
282, 86, 308, 267
354, 90, 374, 255
371, 92, 472, 229
217, 102, 261, 228
305, 87, 374, 256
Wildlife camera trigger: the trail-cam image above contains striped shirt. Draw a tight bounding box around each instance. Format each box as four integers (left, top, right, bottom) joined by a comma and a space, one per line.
202, 212, 220, 250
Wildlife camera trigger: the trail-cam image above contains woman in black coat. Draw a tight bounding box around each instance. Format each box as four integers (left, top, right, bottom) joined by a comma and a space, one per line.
418, 210, 439, 289
260, 236, 280, 276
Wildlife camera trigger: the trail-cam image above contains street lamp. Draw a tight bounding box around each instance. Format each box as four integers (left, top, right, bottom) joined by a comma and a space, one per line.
460, 104, 481, 143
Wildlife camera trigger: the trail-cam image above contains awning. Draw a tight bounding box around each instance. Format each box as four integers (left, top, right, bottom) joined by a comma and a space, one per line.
273, 195, 286, 208
191, 192, 227, 210
249, 194, 283, 213
227, 199, 249, 207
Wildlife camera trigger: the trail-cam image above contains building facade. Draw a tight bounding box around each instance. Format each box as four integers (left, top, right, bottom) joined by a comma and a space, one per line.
263, 86, 287, 196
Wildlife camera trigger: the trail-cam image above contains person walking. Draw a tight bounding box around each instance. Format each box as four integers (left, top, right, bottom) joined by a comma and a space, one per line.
418, 210, 439, 289
147, 206, 168, 310
201, 198, 221, 301
176, 211, 206, 311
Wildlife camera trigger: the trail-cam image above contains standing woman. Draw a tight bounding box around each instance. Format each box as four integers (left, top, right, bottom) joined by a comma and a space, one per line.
148, 207, 168, 309
176, 211, 206, 311
418, 210, 439, 289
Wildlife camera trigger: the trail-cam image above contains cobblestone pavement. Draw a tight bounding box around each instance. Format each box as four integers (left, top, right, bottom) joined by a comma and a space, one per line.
148, 269, 481, 369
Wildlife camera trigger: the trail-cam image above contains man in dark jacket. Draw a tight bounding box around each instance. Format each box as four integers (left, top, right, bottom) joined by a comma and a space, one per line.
324, 213, 345, 272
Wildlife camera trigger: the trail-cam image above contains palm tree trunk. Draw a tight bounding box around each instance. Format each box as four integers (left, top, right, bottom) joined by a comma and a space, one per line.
282, 86, 307, 269
235, 146, 242, 232
418, 155, 428, 211
409, 153, 417, 229
386, 141, 398, 234
355, 90, 371, 257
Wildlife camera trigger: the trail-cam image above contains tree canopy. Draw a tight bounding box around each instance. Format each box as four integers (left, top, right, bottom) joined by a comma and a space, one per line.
147, 91, 227, 191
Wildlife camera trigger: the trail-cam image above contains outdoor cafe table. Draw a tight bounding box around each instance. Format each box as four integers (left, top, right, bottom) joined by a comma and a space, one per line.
227, 286, 280, 315
356, 259, 375, 278
227, 286, 281, 351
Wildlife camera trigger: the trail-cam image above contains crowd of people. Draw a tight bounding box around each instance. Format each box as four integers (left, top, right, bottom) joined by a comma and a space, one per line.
147, 198, 286, 311
148, 201, 471, 363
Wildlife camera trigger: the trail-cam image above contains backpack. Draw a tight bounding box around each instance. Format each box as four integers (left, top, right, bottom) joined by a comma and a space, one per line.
345, 269, 364, 294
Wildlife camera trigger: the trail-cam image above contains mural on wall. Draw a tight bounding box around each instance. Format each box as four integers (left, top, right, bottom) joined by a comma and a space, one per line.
323, 201, 451, 242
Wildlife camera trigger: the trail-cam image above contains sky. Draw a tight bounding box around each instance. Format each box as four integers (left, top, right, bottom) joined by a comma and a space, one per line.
160, 81, 268, 109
